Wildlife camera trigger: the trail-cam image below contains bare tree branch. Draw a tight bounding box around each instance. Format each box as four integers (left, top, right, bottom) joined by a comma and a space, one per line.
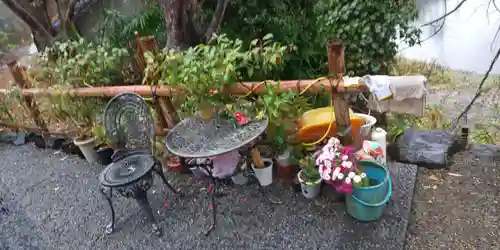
453, 44, 500, 128
64, 0, 78, 29
203, 0, 230, 42
1, 0, 53, 41
422, 0, 468, 27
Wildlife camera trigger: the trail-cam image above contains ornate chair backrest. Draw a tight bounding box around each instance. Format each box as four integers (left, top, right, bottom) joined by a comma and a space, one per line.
103, 92, 153, 151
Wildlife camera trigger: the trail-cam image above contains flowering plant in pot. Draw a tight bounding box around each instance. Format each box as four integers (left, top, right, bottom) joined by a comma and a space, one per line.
316, 137, 371, 194
297, 154, 322, 199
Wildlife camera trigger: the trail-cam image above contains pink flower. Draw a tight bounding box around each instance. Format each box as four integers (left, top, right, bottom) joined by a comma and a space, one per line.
335, 182, 353, 194
234, 111, 242, 119
341, 155, 348, 161
341, 161, 353, 169
236, 116, 249, 125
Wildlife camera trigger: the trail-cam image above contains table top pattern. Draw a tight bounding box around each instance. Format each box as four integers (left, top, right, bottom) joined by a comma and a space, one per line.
165, 115, 268, 158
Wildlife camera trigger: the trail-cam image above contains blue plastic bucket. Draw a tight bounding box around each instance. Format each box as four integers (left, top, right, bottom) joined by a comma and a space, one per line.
353, 161, 390, 203
346, 160, 392, 221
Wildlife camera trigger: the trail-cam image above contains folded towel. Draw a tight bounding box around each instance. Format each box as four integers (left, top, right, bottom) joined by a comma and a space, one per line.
367, 76, 427, 116
388, 76, 427, 101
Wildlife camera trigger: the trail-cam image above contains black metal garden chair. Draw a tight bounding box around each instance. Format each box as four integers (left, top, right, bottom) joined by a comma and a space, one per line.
98, 92, 180, 236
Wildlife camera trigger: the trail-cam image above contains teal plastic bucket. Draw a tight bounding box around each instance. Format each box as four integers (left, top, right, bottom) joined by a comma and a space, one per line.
346, 160, 392, 222
353, 161, 390, 203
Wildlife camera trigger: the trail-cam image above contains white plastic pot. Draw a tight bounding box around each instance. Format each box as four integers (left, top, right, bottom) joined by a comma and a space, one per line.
354, 113, 377, 137
297, 170, 322, 199
74, 137, 99, 164
251, 158, 273, 186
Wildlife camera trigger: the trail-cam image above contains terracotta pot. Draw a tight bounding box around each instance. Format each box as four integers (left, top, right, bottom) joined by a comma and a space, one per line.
165, 156, 185, 173
198, 106, 214, 120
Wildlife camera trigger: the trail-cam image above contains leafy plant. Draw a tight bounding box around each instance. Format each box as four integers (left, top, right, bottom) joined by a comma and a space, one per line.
314, 0, 421, 75
95, 2, 166, 47
144, 33, 286, 116
260, 81, 310, 152
298, 154, 321, 182
37, 39, 129, 87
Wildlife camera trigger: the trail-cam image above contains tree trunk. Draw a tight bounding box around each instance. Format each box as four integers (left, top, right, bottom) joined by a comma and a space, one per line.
158, 0, 196, 50
157, 0, 230, 50
2, 0, 54, 50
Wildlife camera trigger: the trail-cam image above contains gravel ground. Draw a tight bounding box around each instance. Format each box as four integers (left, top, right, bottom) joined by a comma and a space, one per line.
404, 74, 500, 249
405, 145, 500, 249
0, 143, 417, 250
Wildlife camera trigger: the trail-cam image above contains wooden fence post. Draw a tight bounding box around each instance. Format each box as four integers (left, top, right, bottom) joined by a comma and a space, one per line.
7, 61, 48, 134
327, 40, 353, 145
134, 33, 179, 133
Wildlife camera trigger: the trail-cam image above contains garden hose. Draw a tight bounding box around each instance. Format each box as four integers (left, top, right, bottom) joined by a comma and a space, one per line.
242, 76, 342, 147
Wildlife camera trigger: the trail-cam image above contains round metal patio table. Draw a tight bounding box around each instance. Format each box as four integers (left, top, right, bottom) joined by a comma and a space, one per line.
165, 115, 279, 235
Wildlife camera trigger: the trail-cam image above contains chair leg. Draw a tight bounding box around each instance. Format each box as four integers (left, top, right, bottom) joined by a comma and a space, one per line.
153, 161, 181, 196
100, 186, 115, 235
135, 189, 162, 236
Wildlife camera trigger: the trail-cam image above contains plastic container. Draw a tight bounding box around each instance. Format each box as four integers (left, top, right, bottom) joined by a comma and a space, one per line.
297, 170, 322, 199
252, 158, 273, 186
74, 137, 99, 164
353, 160, 390, 203
371, 127, 388, 165
346, 174, 392, 222
296, 109, 375, 143
96, 147, 114, 165
276, 150, 297, 179
357, 114, 377, 137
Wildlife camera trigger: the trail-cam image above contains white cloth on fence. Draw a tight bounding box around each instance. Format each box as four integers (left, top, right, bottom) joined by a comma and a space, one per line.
362, 75, 393, 101
367, 75, 427, 117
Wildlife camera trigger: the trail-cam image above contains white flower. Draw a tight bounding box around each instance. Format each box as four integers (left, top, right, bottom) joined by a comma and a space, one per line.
348, 172, 355, 178
327, 137, 339, 146
323, 173, 331, 181
337, 173, 344, 180
333, 167, 341, 175
360, 173, 367, 178
341, 155, 348, 161
353, 175, 362, 183
345, 177, 351, 184
331, 171, 338, 180
324, 167, 332, 175
325, 160, 332, 168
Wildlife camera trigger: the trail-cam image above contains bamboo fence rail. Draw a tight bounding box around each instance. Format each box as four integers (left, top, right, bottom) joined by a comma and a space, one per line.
0, 35, 363, 142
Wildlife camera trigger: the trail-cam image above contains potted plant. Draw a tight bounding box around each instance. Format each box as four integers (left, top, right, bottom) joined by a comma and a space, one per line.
68, 97, 102, 164
297, 154, 322, 199
92, 124, 114, 165
164, 150, 186, 173
250, 147, 273, 186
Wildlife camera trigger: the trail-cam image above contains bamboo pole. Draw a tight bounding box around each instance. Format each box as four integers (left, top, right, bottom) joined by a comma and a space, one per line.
134, 33, 170, 133
327, 40, 353, 145
0, 79, 367, 98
